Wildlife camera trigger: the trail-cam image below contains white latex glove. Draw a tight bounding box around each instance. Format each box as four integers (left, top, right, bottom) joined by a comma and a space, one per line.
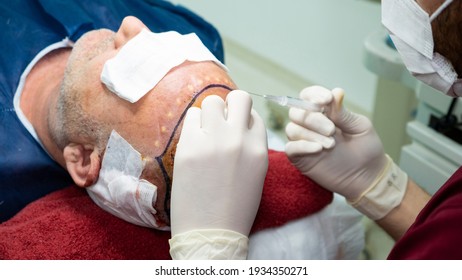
169, 229, 249, 260
285, 86, 407, 220
170, 90, 268, 237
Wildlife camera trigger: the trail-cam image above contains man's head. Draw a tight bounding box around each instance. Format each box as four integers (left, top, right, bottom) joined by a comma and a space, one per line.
429, 0, 462, 76
382, 0, 462, 96
49, 16, 236, 226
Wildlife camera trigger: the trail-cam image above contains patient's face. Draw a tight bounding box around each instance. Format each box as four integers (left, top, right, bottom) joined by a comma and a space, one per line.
64, 16, 237, 226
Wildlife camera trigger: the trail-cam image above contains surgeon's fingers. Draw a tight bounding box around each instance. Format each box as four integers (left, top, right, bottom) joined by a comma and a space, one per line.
328, 88, 373, 135
226, 90, 252, 129
248, 109, 268, 147
286, 122, 335, 149
200, 95, 226, 129
285, 140, 323, 156
299, 86, 333, 105
182, 106, 201, 130
288, 108, 336, 136
249, 109, 266, 134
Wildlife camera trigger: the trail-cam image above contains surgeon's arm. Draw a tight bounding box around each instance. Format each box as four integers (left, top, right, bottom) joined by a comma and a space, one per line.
376, 179, 430, 240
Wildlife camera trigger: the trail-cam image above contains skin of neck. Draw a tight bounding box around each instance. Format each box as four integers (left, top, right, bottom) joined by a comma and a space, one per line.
20, 48, 72, 169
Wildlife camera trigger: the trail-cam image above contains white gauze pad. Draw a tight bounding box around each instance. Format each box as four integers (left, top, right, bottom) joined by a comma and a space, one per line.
101, 29, 227, 103
86, 130, 169, 230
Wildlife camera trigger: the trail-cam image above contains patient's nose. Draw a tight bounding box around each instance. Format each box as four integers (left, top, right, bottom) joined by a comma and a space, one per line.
114, 16, 149, 49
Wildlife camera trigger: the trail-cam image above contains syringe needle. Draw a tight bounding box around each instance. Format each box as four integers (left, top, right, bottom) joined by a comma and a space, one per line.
248, 91, 323, 112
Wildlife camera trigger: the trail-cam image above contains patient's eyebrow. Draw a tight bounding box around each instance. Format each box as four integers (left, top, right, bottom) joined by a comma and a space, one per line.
156, 83, 234, 218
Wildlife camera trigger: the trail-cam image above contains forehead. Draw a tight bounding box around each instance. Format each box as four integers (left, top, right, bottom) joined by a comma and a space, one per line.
119, 61, 235, 155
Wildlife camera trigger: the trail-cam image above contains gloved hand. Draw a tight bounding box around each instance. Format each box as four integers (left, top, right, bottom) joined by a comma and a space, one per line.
285, 86, 407, 220
170, 90, 268, 237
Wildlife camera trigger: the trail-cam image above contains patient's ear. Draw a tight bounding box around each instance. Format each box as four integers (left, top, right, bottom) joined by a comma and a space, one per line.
63, 143, 101, 187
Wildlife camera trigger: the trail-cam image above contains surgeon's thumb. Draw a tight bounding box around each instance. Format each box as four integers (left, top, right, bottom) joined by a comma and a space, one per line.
330, 88, 372, 135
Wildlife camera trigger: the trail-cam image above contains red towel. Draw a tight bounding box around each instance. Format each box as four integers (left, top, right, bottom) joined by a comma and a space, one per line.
0, 150, 332, 259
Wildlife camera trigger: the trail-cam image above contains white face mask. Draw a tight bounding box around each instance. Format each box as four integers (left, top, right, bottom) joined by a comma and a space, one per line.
86, 130, 170, 230
382, 0, 462, 97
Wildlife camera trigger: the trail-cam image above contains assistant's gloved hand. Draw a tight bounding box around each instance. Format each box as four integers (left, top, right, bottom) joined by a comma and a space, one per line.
169, 90, 268, 259
285, 86, 407, 220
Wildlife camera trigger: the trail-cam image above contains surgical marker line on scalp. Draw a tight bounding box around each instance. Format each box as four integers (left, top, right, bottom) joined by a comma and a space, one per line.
156, 83, 234, 218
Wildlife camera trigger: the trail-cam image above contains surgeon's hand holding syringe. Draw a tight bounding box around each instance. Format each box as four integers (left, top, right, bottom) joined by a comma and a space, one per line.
283, 86, 408, 228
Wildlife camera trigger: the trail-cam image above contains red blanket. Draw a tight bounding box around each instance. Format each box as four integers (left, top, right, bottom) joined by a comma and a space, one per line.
0, 151, 332, 259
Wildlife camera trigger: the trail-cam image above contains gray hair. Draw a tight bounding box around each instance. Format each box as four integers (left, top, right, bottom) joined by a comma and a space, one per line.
49, 74, 110, 153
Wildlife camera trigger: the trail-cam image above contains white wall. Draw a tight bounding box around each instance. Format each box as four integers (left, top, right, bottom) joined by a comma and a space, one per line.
171, 0, 382, 114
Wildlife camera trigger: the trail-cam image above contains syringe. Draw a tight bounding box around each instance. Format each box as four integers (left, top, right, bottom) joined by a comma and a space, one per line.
248, 92, 323, 112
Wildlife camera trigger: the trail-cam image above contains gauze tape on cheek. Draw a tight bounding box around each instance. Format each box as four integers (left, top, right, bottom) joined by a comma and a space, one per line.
101, 29, 228, 103
86, 130, 169, 230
